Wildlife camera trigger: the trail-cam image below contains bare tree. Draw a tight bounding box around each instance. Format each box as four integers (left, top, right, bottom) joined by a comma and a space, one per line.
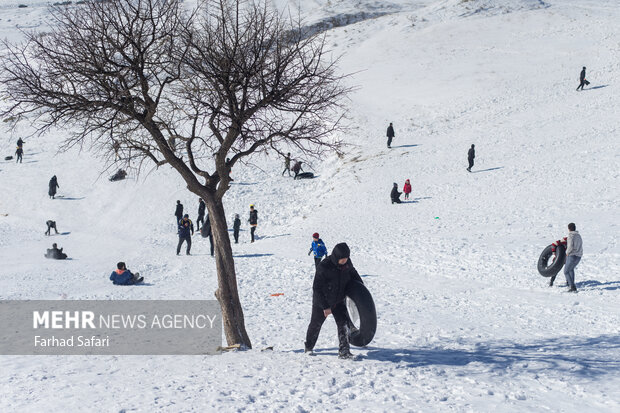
0, 0, 350, 348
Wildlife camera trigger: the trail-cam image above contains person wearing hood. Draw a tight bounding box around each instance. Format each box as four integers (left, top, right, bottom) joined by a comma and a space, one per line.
403, 179, 412, 200
391, 183, 402, 204
307, 232, 328, 269
48, 175, 59, 199
564, 223, 583, 292
467, 144, 475, 172
110, 262, 144, 285
304, 242, 363, 359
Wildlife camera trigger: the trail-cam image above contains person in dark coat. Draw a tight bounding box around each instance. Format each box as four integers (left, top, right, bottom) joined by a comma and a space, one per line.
292, 161, 303, 178
48, 175, 59, 199
45, 243, 67, 259
109, 169, 127, 181
174, 200, 183, 227
248, 205, 258, 242
110, 262, 143, 285
304, 243, 363, 359
282, 153, 291, 176
391, 183, 402, 204
201, 214, 214, 256
467, 144, 475, 172
386, 122, 395, 148
196, 198, 206, 230
15, 146, 23, 163
17, 138, 24, 148
576, 67, 588, 91
233, 214, 241, 244
176, 214, 194, 255
45, 220, 59, 236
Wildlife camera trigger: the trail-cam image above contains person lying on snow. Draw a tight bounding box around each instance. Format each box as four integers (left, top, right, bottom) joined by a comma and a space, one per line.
110, 262, 144, 285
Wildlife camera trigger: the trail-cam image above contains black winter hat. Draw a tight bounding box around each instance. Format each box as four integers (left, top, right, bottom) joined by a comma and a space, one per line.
330, 243, 350, 264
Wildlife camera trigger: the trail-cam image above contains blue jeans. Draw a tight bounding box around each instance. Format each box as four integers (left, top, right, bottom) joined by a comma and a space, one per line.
564, 255, 581, 289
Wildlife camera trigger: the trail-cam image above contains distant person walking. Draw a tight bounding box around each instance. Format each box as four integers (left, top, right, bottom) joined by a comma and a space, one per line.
45, 220, 59, 236
576, 67, 589, 91
564, 223, 583, 292
386, 123, 395, 148
17, 138, 24, 148
174, 200, 184, 226
391, 183, 402, 204
467, 144, 475, 172
112, 139, 121, 160
282, 152, 292, 176
233, 214, 241, 244
196, 198, 206, 230
403, 179, 412, 200
292, 161, 303, 179
248, 204, 258, 242
15, 146, 23, 163
177, 214, 194, 255
48, 175, 59, 199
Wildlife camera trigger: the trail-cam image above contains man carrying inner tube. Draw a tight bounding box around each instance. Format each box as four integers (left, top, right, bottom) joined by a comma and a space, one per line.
304, 242, 363, 359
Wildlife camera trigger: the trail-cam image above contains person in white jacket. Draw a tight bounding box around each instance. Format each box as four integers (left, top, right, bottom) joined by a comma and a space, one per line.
564, 223, 583, 292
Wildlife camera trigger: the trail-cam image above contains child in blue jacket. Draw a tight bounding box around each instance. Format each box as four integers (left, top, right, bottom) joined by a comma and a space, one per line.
110, 262, 144, 285
308, 233, 328, 269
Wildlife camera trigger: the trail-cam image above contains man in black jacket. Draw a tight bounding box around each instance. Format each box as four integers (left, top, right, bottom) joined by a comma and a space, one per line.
304, 243, 363, 359
174, 200, 183, 227
576, 67, 587, 91
200, 214, 214, 256
196, 198, 206, 230
386, 122, 395, 148
248, 205, 258, 242
467, 144, 475, 172
390, 183, 402, 204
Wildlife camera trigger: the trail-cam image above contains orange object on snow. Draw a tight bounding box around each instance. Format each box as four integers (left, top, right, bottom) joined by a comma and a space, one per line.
270, 293, 284, 297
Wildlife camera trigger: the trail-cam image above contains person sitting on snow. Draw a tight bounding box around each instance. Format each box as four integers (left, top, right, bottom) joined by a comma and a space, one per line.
45, 243, 67, 259
109, 262, 144, 285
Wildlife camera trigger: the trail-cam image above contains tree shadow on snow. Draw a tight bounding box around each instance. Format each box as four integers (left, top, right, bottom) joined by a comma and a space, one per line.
576, 279, 620, 291
472, 167, 503, 173
363, 334, 620, 378
584, 85, 609, 91
55, 196, 86, 201
360, 274, 379, 278
230, 181, 258, 186
234, 253, 274, 258
413, 196, 432, 202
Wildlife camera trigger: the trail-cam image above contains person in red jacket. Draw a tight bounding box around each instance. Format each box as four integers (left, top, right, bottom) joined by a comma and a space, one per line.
403, 179, 412, 200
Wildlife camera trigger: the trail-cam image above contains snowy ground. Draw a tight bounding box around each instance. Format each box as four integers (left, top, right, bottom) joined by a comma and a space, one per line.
1, 0, 620, 411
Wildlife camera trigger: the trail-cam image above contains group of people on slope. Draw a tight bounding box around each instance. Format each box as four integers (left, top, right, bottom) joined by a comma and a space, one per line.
281, 152, 306, 179
173, 200, 259, 256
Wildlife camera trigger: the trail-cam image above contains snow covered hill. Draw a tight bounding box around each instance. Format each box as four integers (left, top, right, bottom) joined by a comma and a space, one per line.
1, 0, 619, 411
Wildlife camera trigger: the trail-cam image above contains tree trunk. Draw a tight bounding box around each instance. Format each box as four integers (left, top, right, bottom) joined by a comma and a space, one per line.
205, 196, 252, 349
